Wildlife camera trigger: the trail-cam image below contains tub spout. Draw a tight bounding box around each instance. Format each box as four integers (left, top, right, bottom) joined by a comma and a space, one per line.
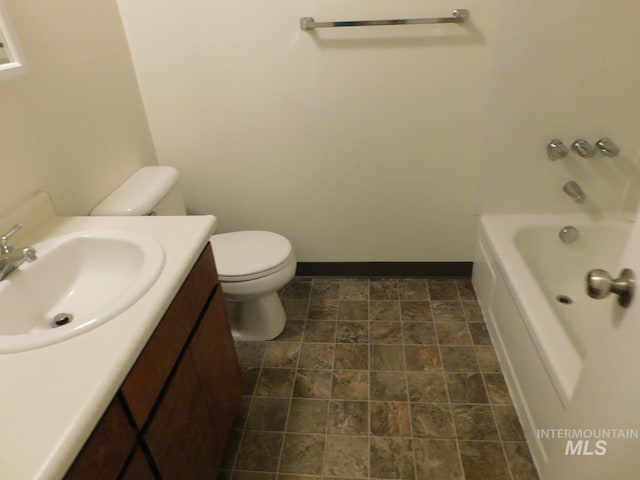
563, 181, 585, 204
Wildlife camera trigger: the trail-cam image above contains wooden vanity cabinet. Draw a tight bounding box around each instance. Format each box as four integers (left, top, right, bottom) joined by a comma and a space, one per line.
119, 448, 155, 480
121, 246, 219, 429
65, 246, 241, 479
64, 395, 137, 480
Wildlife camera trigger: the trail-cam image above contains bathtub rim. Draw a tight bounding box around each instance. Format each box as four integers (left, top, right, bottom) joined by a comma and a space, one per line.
477, 212, 631, 406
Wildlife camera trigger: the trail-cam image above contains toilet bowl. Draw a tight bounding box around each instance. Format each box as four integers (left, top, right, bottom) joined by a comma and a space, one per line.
90, 166, 295, 341
211, 231, 296, 341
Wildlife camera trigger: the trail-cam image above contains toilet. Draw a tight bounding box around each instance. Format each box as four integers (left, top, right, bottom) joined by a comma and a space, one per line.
90, 166, 296, 341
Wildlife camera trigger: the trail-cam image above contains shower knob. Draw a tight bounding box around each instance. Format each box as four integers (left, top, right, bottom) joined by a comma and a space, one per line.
586, 268, 635, 308
546, 139, 569, 160
572, 138, 596, 158
595, 137, 620, 157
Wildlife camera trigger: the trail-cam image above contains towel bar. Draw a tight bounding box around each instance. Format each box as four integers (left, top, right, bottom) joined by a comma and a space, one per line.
300, 9, 469, 31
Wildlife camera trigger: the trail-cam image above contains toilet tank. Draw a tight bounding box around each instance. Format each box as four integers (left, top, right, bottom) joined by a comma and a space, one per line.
91, 166, 186, 216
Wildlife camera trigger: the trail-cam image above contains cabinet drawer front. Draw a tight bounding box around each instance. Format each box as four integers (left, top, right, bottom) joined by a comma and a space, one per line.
122, 246, 218, 428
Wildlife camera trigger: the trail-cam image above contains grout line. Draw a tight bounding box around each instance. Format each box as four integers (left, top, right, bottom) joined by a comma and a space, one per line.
434, 281, 467, 479
366, 280, 372, 480
229, 341, 268, 476
274, 279, 312, 475
232, 276, 538, 479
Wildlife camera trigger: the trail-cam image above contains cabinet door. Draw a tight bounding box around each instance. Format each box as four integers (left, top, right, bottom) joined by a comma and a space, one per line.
122, 246, 218, 428
189, 287, 242, 467
143, 348, 218, 479
64, 396, 136, 480
120, 447, 156, 480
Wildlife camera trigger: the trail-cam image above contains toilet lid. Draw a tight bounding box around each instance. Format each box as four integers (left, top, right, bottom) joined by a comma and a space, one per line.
210, 231, 293, 280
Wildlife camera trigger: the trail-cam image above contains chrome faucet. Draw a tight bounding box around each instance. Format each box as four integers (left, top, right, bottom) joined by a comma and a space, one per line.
595, 137, 620, 157
571, 138, 596, 158
563, 181, 586, 204
546, 139, 569, 161
0, 224, 37, 281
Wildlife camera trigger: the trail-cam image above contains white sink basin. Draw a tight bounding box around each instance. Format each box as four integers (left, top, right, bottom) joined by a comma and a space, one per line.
0, 229, 165, 353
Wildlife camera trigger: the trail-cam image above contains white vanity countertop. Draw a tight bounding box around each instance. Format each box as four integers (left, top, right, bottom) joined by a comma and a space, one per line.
0, 197, 217, 479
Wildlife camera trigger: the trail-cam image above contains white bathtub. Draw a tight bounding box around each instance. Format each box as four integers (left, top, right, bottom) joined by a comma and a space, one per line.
472, 212, 631, 474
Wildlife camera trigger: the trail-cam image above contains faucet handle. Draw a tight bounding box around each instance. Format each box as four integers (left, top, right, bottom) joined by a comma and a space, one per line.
596, 137, 620, 157
546, 139, 569, 161
572, 138, 596, 158
21, 247, 37, 263
1, 224, 22, 253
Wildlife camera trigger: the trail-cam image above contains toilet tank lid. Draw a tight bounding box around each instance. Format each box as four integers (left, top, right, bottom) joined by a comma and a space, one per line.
91, 166, 179, 216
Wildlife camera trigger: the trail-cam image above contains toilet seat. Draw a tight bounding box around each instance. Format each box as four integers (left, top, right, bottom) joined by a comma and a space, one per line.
210, 231, 293, 282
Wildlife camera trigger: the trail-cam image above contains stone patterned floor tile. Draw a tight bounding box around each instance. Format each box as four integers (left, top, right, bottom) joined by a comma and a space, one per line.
435, 322, 473, 345
398, 280, 430, 301
370, 322, 404, 344
413, 438, 464, 480
235, 431, 283, 472
370, 436, 415, 480
446, 372, 489, 404
299, 343, 335, 370
458, 441, 511, 480
286, 399, 329, 434
370, 280, 399, 300
475, 345, 501, 373
338, 300, 369, 321
308, 300, 339, 321
402, 322, 437, 345
279, 433, 325, 474
246, 397, 290, 431
440, 346, 480, 372
503, 442, 539, 480
370, 370, 409, 401
406, 372, 448, 403
273, 320, 305, 342
484, 373, 512, 404
263, 342, 301, 368
255, 368, 296, 398
323, 435, 369, 477
370, 301, 401, 321
339, 280, 370, 300
371, 344, 406, 371
493, 405, 526, 441
410, 403, 455, 439
404, 345, 442, 372
400, 301, 433, 322
427, 280, 459, 301
226, 276, 539, 480
336, 321, 369, 343
334, 343, 369, 370
303, 321, 337, 343
451, 404, 500, 441
293, 369, 333, 399
370, 401, 412, 437
327, 400, 369, 435
431, 301, 466, 322
310, 279, 340, 299
331, 370, 369, 400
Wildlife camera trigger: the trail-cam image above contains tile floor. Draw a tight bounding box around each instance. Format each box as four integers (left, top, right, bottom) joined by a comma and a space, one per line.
219, 277, 540, 480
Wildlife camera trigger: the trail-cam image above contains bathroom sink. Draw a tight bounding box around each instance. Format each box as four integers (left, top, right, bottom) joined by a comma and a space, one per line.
0, 229, 165, 353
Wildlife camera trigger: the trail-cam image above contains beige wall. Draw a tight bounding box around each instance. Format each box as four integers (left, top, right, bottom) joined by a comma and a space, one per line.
0, 0, 156, 216
117, 0, 640, 261
117, 0, 498, 262
478, 0, 640, 215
